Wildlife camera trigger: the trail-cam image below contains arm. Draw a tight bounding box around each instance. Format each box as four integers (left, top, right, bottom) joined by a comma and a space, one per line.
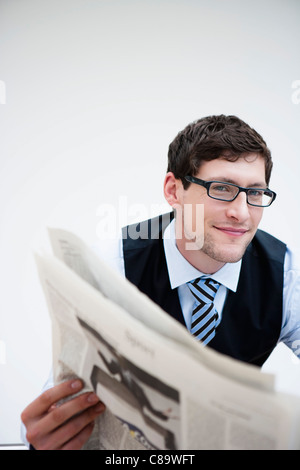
279, 248, 300, 356
21, 379, 105, 450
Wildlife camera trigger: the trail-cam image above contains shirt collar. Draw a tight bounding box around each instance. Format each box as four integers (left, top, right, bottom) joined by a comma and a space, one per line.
163, 219, 241, 292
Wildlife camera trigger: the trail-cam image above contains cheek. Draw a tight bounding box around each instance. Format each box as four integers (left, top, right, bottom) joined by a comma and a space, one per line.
251, 208, 264, 227
182, 186, 207, 205
202, 204, 222, 226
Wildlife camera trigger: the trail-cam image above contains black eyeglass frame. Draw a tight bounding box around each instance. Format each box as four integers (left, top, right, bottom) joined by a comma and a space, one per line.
184, 175, 277, 207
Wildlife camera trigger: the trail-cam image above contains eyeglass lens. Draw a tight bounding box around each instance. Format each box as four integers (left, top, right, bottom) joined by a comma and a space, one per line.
208, 183, 273, 206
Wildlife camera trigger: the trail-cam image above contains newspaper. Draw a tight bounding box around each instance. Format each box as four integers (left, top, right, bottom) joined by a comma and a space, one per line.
34, 228, 300, 450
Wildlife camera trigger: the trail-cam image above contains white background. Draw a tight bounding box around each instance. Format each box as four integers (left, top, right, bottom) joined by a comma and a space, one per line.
0, 0, 300, 445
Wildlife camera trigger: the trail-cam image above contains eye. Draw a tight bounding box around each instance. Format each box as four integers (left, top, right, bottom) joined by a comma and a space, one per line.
211, 184, 231, 192
248, 189, 264, 197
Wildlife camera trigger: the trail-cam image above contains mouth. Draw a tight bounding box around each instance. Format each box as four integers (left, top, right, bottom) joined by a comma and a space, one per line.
214, 226, 249, 237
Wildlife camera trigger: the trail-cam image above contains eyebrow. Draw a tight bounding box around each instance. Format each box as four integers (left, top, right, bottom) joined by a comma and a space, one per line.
209, 177, 267, 188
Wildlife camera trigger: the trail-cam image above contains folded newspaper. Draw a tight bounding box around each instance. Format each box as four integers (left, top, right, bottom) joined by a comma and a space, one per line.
35, 227, 300, 450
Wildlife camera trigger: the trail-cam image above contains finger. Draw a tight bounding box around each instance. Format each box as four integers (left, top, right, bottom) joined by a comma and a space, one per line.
25, 393, 104, 449
60, 422, 95, 451
50, 402, 105, 450
33, 391, 101, 436
21, 379, 83, 422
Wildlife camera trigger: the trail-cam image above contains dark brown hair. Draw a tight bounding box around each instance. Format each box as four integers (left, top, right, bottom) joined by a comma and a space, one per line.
167, 115, 273, 188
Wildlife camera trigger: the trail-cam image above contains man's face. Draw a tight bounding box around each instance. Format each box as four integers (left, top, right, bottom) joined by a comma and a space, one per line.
175, 154, 266, 271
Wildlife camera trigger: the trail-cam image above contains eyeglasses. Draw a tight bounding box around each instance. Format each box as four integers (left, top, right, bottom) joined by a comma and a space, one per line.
184, 175, 276, 207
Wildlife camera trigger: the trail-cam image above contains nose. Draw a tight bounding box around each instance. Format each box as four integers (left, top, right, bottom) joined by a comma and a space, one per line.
225, 192, 250, 221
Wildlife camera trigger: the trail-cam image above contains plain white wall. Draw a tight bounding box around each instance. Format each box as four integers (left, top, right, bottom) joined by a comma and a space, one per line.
0, 0, 300, 444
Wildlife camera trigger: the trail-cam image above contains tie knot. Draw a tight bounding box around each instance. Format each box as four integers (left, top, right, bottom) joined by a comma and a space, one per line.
188, 277, 220, 304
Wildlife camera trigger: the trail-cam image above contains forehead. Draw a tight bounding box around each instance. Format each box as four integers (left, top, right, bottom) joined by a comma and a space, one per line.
196, 154, 266, 184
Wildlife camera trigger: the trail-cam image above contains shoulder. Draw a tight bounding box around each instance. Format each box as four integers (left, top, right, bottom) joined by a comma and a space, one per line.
248, 229, 287, 263
122, 212, 174, 251
254, 229, 286, 250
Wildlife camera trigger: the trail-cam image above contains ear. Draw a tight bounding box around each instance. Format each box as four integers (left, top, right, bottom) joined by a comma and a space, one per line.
163, 172, 183, 208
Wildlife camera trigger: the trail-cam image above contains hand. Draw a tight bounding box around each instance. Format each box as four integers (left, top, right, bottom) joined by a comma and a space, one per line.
21, 379, 105, 450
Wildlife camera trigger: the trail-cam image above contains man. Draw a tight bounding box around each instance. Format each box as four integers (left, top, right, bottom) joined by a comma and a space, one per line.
21, 114, 300, 450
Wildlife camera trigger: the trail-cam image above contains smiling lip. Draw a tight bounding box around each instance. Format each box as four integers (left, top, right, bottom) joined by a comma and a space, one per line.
214, 226, 249, 237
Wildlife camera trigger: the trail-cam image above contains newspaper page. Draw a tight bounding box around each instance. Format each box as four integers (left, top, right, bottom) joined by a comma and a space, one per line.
34, 231, 300, 450
47, 227, 275, 393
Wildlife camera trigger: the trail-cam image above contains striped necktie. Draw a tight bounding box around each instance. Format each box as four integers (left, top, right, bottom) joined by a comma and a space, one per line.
188, 277, 220, 345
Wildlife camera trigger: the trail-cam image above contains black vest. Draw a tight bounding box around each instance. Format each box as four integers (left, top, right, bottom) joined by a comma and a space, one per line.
122, 213, 286, 367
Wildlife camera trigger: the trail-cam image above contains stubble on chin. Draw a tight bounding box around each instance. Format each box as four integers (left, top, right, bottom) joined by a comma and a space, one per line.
200, 232, 252, 264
